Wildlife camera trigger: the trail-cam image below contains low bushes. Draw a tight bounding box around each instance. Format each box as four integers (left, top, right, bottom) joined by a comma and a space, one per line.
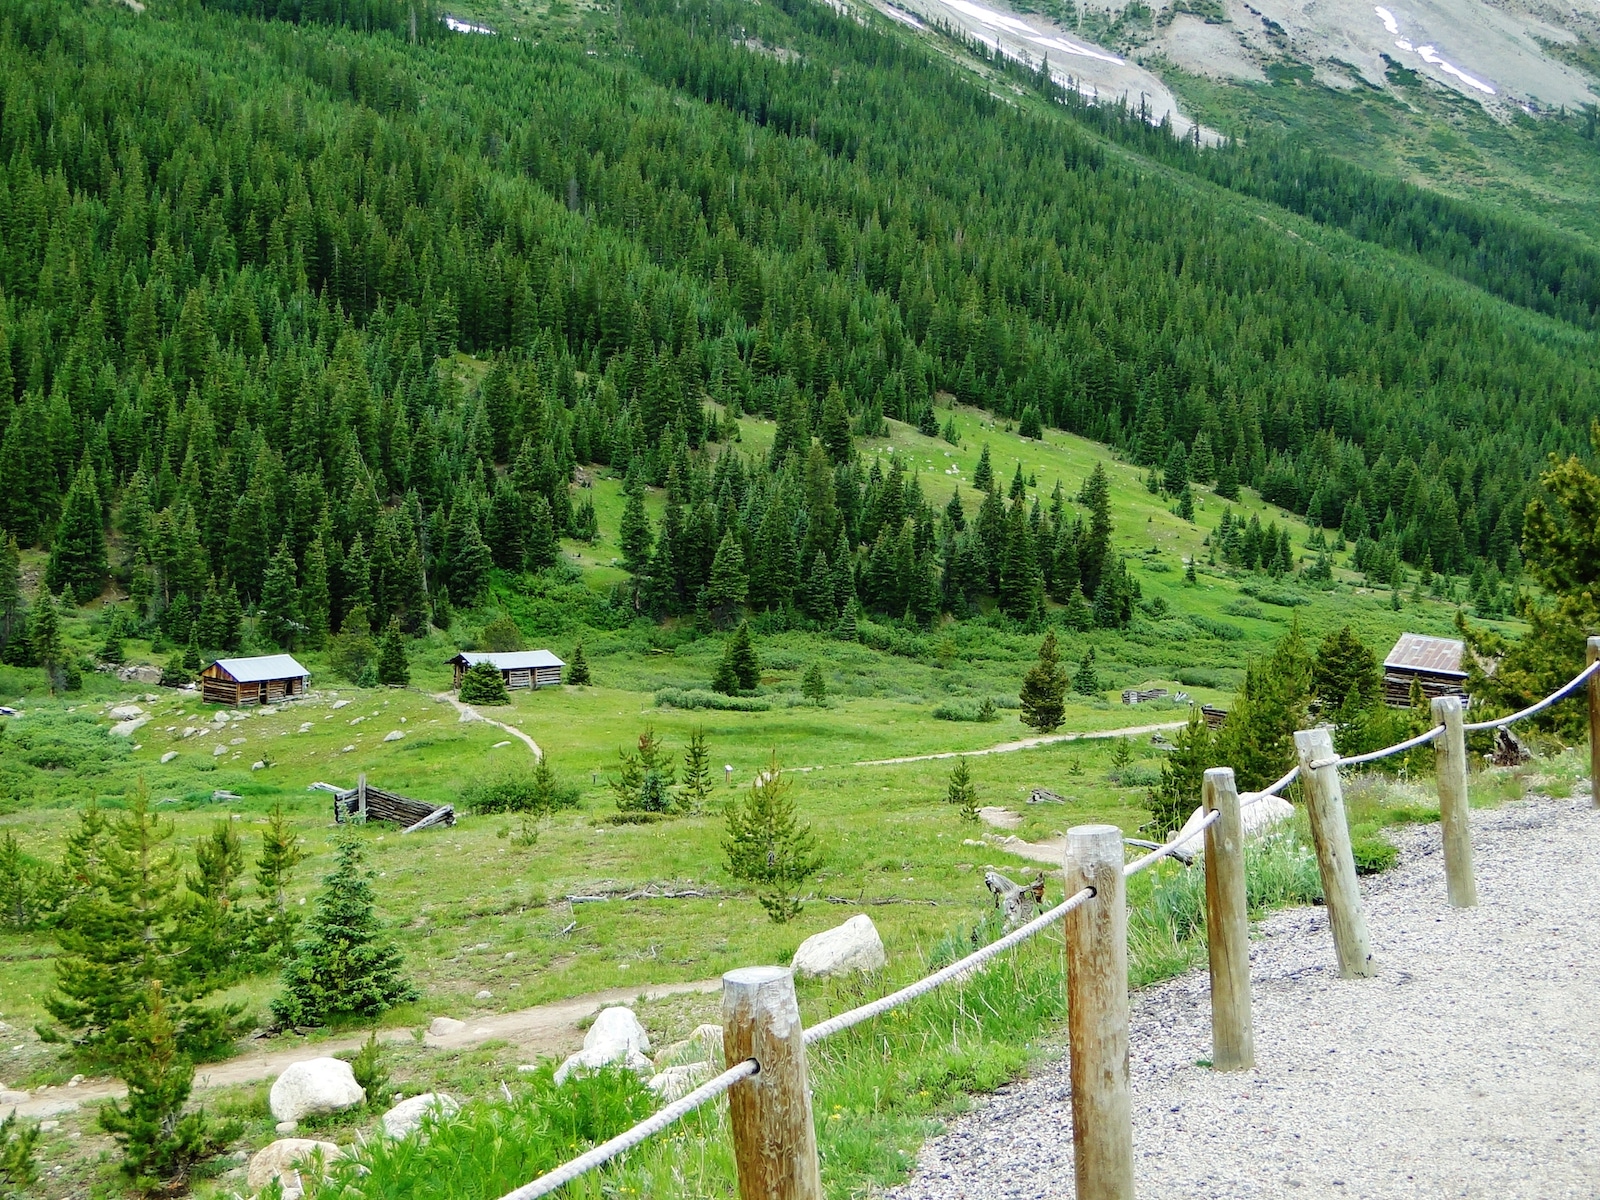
654, 688, 770, 712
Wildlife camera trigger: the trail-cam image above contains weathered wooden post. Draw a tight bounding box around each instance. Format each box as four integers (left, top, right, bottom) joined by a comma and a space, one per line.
1588, 637, 1600, 809
357, 772, 368, 823
1293, 729, 1376, 978
1430, 695, 1476, 908
1063, 824, 1134, 1200
1202, 768, 1253, 1070
722, 967, 822, 1200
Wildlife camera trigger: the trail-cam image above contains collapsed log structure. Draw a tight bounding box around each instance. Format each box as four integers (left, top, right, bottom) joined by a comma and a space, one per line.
326, 774, 455, 832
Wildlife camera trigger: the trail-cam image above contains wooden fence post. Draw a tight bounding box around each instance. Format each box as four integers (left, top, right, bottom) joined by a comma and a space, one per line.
722, 967, 822, 1200
1292, 729, 1376, 979
1063, 824, 1134, 1200
1430, 695, 1476, 908
1588, 637, 1600, 809
1202, 768, 1253, 1070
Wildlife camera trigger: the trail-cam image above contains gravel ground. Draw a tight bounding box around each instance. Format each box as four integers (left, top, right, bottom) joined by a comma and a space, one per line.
888, 795, 1600, 1199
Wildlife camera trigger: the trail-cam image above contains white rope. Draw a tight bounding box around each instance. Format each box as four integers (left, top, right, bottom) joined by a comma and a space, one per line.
1309, 724, 1444, 771
496, 1059, 759, 1200
803, 885, 1097, 1045
1253, 764, 1300, 798
1462, 659, 1600, 732
1124, 809, 1220, 877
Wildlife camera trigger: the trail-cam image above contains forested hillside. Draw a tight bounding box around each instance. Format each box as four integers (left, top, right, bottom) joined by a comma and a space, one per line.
0, 0, 1596, 655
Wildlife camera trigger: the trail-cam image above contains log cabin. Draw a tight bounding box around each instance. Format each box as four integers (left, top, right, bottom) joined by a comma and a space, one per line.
449, 649, 564, 690
1382, 633, 1470, 709
200, 654, 310, 706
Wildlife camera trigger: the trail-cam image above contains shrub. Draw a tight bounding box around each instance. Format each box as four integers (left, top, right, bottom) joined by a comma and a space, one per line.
931, 698, 1003, 722
0, 1111, 40, 1198
458, 660, 510, 705
465, 758, 579, 815
1350, 831, 1399, 875
342, 1032, 389, 1107
479, 616, 525, 652
654, 687, 770, 712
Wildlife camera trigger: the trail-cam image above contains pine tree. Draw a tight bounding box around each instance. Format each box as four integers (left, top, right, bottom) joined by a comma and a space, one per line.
945, 757, 979, 821
258, 540, 302, 649
972, 443, 994, 492
1215, 455, 1240, 501
611, 727, 677, 814
728, 621, 760, 691
98, 981, 239, 1192
1218, 616, 1314, 788
1, 1108, 40, 1196
272, 833, 418, 1028
723, 757, 822, 924
376, 619, 410, 687
181, 822, 247, 988
619, 488, 653, 575
567, 642, 591, 686
458, 660, 510, 705
801, 661, 827, 705
1019, 405, 1042, 440
704, 531, 749, 625
1073, 647, 1100, 696
1078, 463, 1113, 598
681, 728, 714, 812
1145, 707, 1213, 838
1019, 631, 1068, 732
1312, 626, 1381, 710
0, 533, 21, 651
820, 383, 853, 465
182, 628, 202, 675
30, 592, 63, 691
449, 505, 493, 606
1185, 556, 1198, 584
302, 535, 331, 649
1176, 485, 1195, 522
254, 804, 305, 960
525, 493, 558, 571
45, 461, 107, 604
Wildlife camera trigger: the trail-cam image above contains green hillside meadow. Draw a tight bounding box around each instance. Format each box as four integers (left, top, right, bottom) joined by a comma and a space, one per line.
0, 0, 1593, 1194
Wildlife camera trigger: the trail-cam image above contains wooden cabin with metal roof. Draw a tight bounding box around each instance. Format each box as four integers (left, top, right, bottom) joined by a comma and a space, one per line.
1382, 634, 1469, 709
200, 654, 311, 707
448, 650, 565, 690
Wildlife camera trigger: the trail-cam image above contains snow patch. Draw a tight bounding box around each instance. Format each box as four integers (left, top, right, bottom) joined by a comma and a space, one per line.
1375, 8, 1495, 95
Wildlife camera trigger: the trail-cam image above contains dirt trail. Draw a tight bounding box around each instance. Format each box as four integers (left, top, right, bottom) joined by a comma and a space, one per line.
790, 720, 1186, 774
7, 979, 717, 1119
435, 691, 543, 759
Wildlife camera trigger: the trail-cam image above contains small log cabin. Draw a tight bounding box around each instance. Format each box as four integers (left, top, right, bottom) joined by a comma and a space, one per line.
200, 654, 310, 707
449, 649, 564, 691
1382, 634, 1469, 709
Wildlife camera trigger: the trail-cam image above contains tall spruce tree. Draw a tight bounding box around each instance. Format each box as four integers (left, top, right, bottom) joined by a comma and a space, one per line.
258, 540, 302, 649
254, 805, 305, 960
272, 833, 418, 1028
45, 462, 107, 604
1145, 706, 1213, 838
1019, 631, 1068, 732
567, 642, 591, 685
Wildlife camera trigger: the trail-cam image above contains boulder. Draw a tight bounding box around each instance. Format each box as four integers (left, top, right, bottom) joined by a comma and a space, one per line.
584, 1007, 651, 1057
160, 751, 179, 764
268, 1058, 365, 1123
110, 716, 150, 737
1172, 791, 1294, 857
553, 1045, 652, 1085
246, 1138, 342, 1192
383, 730, 405, 742
116, 665, 162, 685
108, 704, 145, 720
792, 914, 887, 978
654, 1024, 724, 1069
380, 1092, 460, 1139
427, 1016, 466, 1038
648, 1062, 712, 1102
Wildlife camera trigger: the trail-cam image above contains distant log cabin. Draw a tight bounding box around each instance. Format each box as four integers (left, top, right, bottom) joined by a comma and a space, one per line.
200, 655, 310, 707
449, 650, 564, 691
1382, 634, 1469, 709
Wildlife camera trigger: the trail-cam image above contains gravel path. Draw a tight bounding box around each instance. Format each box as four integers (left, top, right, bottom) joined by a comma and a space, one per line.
888, 794, 1600, 1199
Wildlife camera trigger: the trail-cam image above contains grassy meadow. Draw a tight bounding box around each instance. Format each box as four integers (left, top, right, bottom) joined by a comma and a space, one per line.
0, 405, 1524, 1197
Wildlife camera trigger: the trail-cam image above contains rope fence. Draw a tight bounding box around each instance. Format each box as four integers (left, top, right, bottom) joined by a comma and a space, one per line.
497, 636, 1600, 1200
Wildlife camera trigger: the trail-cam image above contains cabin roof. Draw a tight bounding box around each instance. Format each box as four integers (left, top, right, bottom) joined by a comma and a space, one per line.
449, 650, 565, 670
1383, 634, 1467, 679
208, 654, 311, 682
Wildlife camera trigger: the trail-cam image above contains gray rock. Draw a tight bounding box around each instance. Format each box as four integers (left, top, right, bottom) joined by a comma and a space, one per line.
383, 730, 405, 742
380, 1092, 460, 1139
108, 704, 145, 720
247, 1138, 342, 1191
160, 751, 179, 764
792, 914, 887, 978
584, 1007, 651, 1057
649, 1062, 712, 1102
654, 1024, 725, 1069
427, 1016, 467, 1038
268, 1058, 365, 1123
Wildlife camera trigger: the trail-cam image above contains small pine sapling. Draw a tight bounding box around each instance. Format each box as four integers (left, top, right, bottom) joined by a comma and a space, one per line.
0, 1110, 40, 1198
680, 729, 714, 813
255, 805, 305, 960
611, 727, 677, 814
723, 756, 822, 924
345, 1031, 390, 1107
1073, 648, 1100, 696
946, 758, 979, 822
567, 642, 591, 686
801, 662, 827, 706
1108, 737, 1134, 779
458, 660, 511, 705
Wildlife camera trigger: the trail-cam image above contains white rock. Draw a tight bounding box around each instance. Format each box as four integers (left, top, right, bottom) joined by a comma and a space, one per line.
160, 751, 178, 764
332, 699, 350, 710
276, 1120, 299, 1134
111, 716, 150, 737
246, 1138, 342, 1191
252, 761, 266, 771
38, 1120, 58, 1132
474, 989, 492, 1001
491, 740, 511, 749
649, 1062, 712, 1102
230, 736, 247, 745
428, 1016, 467, 1038
383, 730, 404, 742
1172, 792, 1295, 858
145, 694, 159, 702
0, 1089, 29, 1108
342, 745, 355, 753
380, 1092, 460, 1139
554, 1046, 653, 1085
584, 1007, 651, 1057
268, 1058, 365, 1123
212, 711, 230, 725
67, 1074, 84, 1087
300, 722, 314, 732
108, 704, 144, 720
654, 1024, 724, 1069
792, 914, 887, 978
213, 744, 226, 757
515, 1064, 540, 1074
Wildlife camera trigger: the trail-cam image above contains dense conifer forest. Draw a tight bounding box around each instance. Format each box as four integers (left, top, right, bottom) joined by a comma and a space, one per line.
0, 0, 1596, 656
